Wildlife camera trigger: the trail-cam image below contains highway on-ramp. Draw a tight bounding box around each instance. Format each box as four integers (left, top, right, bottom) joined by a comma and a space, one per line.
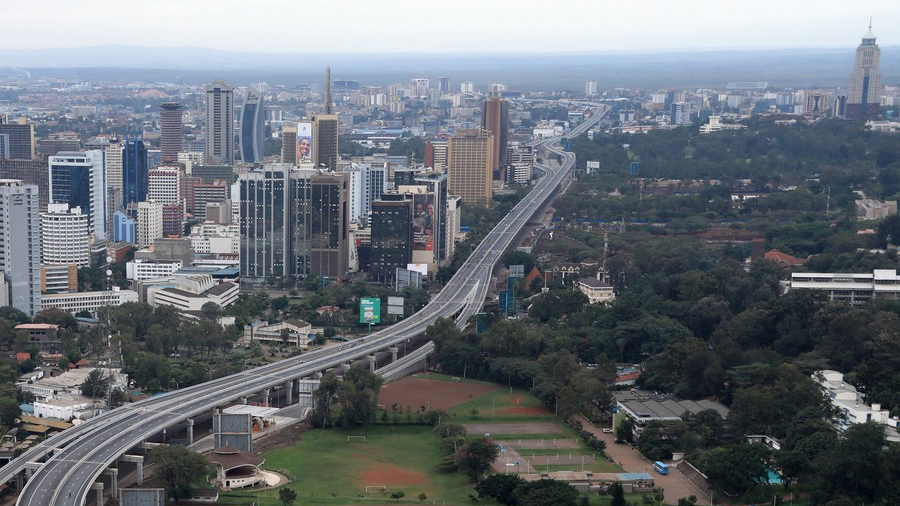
8, 104, 609, 506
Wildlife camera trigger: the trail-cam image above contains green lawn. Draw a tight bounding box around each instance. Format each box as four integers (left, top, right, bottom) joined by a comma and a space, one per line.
448, 388, 554, 423
218, 425, 494, 506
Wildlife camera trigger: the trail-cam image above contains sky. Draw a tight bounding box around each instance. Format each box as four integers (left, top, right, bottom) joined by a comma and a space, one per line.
4, 0, 900, 53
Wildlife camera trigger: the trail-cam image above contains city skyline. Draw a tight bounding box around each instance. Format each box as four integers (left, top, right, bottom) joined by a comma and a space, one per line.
2, 1, 899, 53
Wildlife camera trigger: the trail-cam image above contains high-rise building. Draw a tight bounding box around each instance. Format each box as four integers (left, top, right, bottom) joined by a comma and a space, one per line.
370, 194, 413, 283
805, 91, 832, 116
192, 180, 229, 221
240, 88, 265, 164
239, 165, 349, 284
0, 179, 41, 316
846, 24, 883, 120
48, 150, 107, 240
281, 124, 297, 165
136, 201, 163, 248
313, 114, 339, 170
438, 77, 450, 94
105, 138, 124, 194
0, 159, 49, 209
0, 117, 34, 160
113, 210, 136, 244
205, 80, 235, 164
123, 138, 148, 207
460, 81, 474, 93
344, 162, 387, 223
447, 129, 494, 207
425, 137, 449, 173
481, 97, 509, 170
585, 81, 598, 96
159, 102, 184, 163
402, 171, 448, 271
670, 102, 694, 126
147, 166, 181, 205
40, 203, 89, 267
162, 204, 183, 237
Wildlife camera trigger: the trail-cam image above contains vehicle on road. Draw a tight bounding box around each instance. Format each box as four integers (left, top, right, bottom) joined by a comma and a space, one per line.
602, 428, 613, 434
653, 461, 669, 475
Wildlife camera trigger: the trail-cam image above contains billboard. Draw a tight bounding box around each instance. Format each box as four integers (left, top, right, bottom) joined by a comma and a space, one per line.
406, 263, 429, 276
412, 193, 435, 251
297, 122, 313, 163
360, 297, 381, 324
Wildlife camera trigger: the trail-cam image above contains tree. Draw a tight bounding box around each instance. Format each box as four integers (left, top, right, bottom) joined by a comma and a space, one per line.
608, 482, 626, 506
81, 368, 111, 399
455, 438, 500, 482
418, 492, 428, 502
514, 478, 578, 506
311, 372, 340, 428
338, 367, 383, 427
278, 487, 298, 506
0, 397, 21, 428
152, 445, 209, 501
476, 473, 524, 505
200, 302, 223, 322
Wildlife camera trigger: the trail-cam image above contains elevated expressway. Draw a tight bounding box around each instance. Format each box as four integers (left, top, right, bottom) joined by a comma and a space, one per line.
6, 104, 609, 506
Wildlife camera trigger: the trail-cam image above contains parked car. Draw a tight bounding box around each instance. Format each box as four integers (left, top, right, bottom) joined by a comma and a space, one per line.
602, 428, 614, 434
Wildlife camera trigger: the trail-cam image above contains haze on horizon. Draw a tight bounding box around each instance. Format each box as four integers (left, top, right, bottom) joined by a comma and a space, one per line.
4, 0, 900, 54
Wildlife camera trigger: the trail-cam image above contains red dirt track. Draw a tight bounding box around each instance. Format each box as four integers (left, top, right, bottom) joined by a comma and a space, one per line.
361, 463, 429, 486
379, 375, 499, 411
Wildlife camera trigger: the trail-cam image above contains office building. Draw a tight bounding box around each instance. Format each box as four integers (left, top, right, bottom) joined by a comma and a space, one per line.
313, 114, 339, 170
481, 97, 509, 170
281, 124, 297, 165
123, 138, 148, 207
370, 195, 413, 283
240, 88, 265, 164
344, 162, 387, 223
791, 269, 900, 305
147, 166, 181, 205
41, 203, 89, 267
670, 102, 693, 126
136, 201, 163, 248
37, 133, 80, 157
399, 172, 448, 272
162, 204, 183, 237
0, 117, 34, 160
805, 91, 831, 115
438, 77, 450, 93
238, 165, 349, 285
585, 81, 598, 96
447, 129, 494, 207
0, 180, 41, 316
48, 151, 107, 240
40, 287, 138, 316
159, 102, 184, 163
846, 24, 882, 120
425, 137, 449, 173
113, 210, 135, 244
192, 180, 229, 221
0, 159, 49, 209
205, 80, 235, 164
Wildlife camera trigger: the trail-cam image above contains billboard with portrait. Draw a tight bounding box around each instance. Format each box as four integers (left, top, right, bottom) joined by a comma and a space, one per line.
297, 122, 313, 162
359, 297, 381, 324
411, 193, 435, 251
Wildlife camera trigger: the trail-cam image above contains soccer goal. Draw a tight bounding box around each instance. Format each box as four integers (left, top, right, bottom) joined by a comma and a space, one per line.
347, 435, 367, 443
365, 485, 387, 493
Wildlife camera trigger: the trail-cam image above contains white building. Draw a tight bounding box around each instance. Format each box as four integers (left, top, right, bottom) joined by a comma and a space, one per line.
190, 235, 240, 255
147, 166, 181, 205
815, 370, 898, 440
0, 180, 42, 316
577, 277, 616, 304
344, 162, 388, 223
40, 287, 139, 315
41, 203, 89, 267
699, 116, 748, 134
136, 201, 163, 248
585, 81, 598, 96
790, 269, 900, 305
48, 150, 107, 241
146, 274, 239, 311
126, 259, 183, 281
243, 318, 314, 347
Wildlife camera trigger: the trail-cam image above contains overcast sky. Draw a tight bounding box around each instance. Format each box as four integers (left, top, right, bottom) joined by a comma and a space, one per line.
5, 0, 899, 53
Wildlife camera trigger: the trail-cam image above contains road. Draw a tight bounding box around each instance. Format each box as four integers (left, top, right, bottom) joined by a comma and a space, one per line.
8, 104, 609, 506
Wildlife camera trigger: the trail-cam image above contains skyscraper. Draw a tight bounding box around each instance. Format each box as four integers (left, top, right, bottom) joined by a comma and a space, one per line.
0, 179, 41, 316
438, 77, 450, 94
447, 129, 495, 207
846, 24, 883, 120
240, 88, 265, 163
41, 203, 89, 267
123, 137, 148, 207
205, 80, 235, 164
159, 102, 184, 163
239, 165, 348, 284
48, 150, 107, 240
281, 124, 297, 165
343, 162, 387, 223
481, 97, 509, 171
136, 201, 163, 248
313, 114, 339, 170
0, 116, 34, 160
370, 195, 414, 283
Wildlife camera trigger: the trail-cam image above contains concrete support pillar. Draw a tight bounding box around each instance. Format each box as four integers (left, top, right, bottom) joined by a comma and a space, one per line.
16, 472, 23, 490
104, 468, 119, 498
91, 482, 104, 506
162, 428, 167, 442
367, 355, 377, 372
240, 396, 248, 404
315, 371, 323, 379
186, 419, 194, 445
263, 388, 270, 406
24, 467, 31, 480
284, 381, 293, 405
121, 455, 145, 485
389, 347, 399, 361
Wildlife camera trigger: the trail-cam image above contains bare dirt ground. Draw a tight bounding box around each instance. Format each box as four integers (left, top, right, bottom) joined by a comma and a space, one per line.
379, 375, 500, 411
361, 463, 429, 487
251, 422, 311, 453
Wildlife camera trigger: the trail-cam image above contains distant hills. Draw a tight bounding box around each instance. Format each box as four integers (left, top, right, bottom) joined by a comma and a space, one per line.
1, 45, 898, 91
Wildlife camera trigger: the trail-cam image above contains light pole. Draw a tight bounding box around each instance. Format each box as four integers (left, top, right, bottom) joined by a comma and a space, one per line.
171, 379, 180, 391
